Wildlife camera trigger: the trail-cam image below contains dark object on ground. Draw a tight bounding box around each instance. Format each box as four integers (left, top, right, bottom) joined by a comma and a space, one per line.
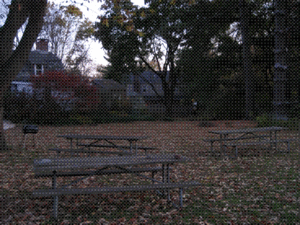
23, 125, 39, 134
198, 121, 214, 127
22, 125, 38, 148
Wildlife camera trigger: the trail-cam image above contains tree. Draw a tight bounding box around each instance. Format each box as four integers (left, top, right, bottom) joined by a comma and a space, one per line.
30, 71, 100, 113
239, 0, 255, 119
0, 0, 47, 150
96, 0, 196, 117
64, 18, 95, 75
39, 2, 94, 75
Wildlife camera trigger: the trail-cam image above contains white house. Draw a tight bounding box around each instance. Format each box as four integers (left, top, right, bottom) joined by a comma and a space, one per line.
10, 81, 33, 95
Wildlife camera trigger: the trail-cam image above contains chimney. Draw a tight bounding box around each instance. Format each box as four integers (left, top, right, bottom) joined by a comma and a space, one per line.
36, 39, 48, 52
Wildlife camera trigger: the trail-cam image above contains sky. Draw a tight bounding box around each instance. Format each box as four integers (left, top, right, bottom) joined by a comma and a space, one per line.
50, 0, 147, 74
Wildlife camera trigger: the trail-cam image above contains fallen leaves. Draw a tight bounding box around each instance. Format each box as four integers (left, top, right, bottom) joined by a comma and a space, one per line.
1, 120, 299, 224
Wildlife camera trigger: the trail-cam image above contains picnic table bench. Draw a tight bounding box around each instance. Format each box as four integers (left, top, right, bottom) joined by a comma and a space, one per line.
203, 135, 269, 153
33, 154, 200, 219
205, 126, 294, 157
57, 134, 150, 155
48, 148, 133, 156
225, 139, 293, 157
77, 144, 157, 151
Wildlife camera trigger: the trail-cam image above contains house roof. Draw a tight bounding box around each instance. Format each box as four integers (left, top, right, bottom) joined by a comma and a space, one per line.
124, 70, 172, 84
28, 50, 63, 67
92, 79, 126, 91
14, 50, 64, 82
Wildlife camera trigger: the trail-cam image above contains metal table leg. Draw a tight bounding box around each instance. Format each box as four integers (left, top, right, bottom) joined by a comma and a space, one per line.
167, 164, 170, 202
179, 188, 183, 207
52, 171, 58, 219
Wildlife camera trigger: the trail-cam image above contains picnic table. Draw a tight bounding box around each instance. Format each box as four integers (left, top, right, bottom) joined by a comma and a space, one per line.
56, 134, 152, 155
33, 153, 200, 219
206, 126, 292, 157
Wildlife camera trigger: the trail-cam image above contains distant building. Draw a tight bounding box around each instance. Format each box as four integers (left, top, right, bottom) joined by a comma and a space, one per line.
124, 70, 184, 101
10, 39, 76, 111
12, 39, 64, 95
12, 39, 63, 87
10, 81, 33, 95
92, 79, 126, 110
123, 71, 186, 115
14, 39, 64, 83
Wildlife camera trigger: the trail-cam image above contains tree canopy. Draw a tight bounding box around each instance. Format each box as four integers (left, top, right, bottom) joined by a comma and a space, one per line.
95, 0, 238, 117
39, 2, 95, 75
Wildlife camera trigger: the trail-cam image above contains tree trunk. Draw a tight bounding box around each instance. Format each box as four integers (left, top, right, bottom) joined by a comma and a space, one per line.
240, 0, 255, 120
0, 96, 6, 151
0, 0, 47, 150
164, 88, 174, 118
273, 0, 289, 120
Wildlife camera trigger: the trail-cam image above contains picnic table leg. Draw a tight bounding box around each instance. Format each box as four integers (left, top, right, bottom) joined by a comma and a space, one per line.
235, 145, 238, 158
23, 134, 26, 149
69, 138, 75, 156
220, 134, 227, 157
134, 141, 138, 155
52, 171, 58, 219
274, 131, 278, 151
179, 188, 183, 207
129, 141, 133, 154
162, 164, 165, 196
166, 164, 170, 202
70, 139, 73, 150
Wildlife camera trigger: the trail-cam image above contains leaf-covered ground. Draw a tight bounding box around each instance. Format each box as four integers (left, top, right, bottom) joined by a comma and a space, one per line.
1, 120, 299, 224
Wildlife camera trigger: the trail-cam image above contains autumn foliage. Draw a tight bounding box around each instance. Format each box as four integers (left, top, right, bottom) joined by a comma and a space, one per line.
30, 71, 100, 111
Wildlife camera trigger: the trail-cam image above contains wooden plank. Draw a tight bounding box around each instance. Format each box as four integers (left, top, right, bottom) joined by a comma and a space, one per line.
48, 148, 132, 155
208, 126, 287, 135
77, 144, 157, 150
35, 167, 166, 178
203, 135, 269, 143
34, 154, 190, 173
33, 181, 201, 197
225, 139, 294, 147
58, 134, 148, 141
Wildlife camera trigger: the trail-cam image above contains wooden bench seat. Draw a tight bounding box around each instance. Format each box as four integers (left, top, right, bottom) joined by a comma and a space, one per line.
203, 135, 269, 155
203, 135, 269, 143
33, 181, 200, 197
225, 139, 295, 157
33, 181, 200, 218
77, 144, 157, 151
48, 148, 132, 155
35, 166, 166, 178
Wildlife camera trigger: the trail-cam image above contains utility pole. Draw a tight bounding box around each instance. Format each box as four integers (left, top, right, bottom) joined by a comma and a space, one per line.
273, 0, 289, 120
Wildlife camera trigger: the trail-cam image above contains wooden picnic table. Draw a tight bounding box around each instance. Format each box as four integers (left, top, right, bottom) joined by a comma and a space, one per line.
207, 126, 289, 157
33, 153, 200, 219
57, 134, 149, 155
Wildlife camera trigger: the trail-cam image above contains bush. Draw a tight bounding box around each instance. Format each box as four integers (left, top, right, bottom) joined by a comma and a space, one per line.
69, 114, 93, 125
203, 89, 246, 120
256, 114, 299, 130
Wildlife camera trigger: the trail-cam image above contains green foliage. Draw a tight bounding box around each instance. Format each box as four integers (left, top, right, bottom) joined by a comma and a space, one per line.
69, 114, 93, 125
256, 114, 299, 130
95, 0, 195, 117
203, 88, 246, 120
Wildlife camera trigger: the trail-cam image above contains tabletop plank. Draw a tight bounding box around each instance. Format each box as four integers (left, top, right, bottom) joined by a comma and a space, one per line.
208, 126, 287, 135
34, 154, 189, 172
57, 134, 148, 141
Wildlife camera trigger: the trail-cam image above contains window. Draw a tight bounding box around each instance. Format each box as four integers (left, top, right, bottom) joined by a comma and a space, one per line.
34, 64, 44, 75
